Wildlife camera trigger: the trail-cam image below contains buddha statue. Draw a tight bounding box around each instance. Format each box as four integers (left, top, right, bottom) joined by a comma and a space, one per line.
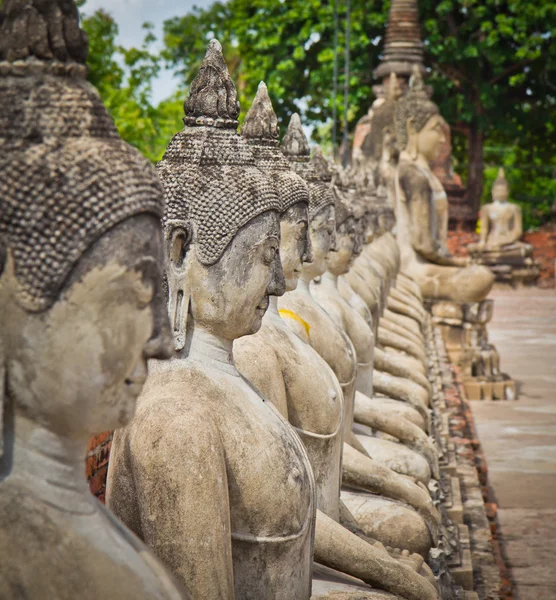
310, 154, 438, 487
467, 168, 538, 285
0, 1, 188, 597
394, 68, 495, 303
106, 41, 436, 600
279, 114, 440, 559
233, 82, 438, 598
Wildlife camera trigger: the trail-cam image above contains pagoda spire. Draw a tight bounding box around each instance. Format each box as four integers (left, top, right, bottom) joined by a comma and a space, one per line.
374, 0, 425, 80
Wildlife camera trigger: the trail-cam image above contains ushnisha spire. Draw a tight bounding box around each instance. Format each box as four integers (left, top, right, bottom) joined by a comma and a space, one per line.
0, 0, 163, 312
158, 41, 280, 266
280, 114, 335, 220
183, 39, 240, 128
242, 82, 308, 213
281, 113, 311, 159
242, 81, 279, 141
394, 64, 440, 151
493, 167, 508, 190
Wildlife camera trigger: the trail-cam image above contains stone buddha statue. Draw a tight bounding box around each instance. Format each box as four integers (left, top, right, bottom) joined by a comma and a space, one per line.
394, 68, 495, 303
467, 169, 537, 285
233, 82, 437, 599
278, 115, 440, 560
0, 2, 188, 598
475, 168, 529, 251
106, 40, 323, 600
310, 154, 438, 487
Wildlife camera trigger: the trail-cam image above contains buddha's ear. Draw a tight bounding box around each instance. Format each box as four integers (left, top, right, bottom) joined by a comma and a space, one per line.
406, 117, 417, 139
165, 220, 192, 352
405, 117, 418, 159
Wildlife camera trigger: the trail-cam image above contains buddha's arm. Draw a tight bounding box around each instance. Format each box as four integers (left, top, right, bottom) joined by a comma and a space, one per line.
513, 204, 523, 241
372, 370, 430, 417
405, 181, 441, 262
314, 510, 438, 600
354, 391, 439, 479
341, 442, 441, 541
129, 412, 235, 599
373, 346, 431, 395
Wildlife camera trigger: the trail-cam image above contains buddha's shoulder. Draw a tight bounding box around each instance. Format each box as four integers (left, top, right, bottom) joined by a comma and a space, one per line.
398, 160, 430, 189
133, 363, 225, 428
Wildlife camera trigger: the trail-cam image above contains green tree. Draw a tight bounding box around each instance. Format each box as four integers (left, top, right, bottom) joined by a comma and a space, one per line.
422, 0, 556, 213
162, 0, 555, 222
162, 0, 386, 141
79, 6, 182, 162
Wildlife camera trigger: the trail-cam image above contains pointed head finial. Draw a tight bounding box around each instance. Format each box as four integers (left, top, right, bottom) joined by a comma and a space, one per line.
183, 39, 240, 128
492, 167, 509, 198
242, 81, 280, 141
311, 146, 332, 182
281, 113, 310, 158
409, 64, 427, 97
0, 0, 88, 74
386, 73, 402, 101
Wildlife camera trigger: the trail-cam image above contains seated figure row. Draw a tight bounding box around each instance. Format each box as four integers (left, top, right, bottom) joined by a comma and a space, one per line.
1, 3, 446, 598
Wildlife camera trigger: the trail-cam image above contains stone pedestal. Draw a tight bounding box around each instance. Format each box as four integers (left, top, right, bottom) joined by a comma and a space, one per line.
469, 249, 540, 288
427, 299, 516, 401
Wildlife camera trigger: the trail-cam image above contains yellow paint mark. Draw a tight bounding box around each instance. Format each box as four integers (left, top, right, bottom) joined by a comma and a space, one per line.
278, 309, 311, 338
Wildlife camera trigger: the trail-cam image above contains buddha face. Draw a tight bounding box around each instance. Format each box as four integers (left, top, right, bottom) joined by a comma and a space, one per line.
326, 218, 356, 276
411, 114, 446, 162
0, 216, 172, 440
187, 211, 285, 340
280, 203, 313, 292
492, 182, 509, 203
302, 205, 337, 280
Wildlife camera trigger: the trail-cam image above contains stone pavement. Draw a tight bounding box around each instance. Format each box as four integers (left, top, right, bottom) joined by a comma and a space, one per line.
472, 289, 556, 600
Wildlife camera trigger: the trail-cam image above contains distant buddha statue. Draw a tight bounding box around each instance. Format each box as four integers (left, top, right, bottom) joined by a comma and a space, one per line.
469, 168, 532, 256
0, 1, 187, 597
394, 68, 495, 303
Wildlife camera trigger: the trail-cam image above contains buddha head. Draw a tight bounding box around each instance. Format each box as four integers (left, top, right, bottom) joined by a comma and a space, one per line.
322, 156, 357, 276
158, 41, 284, 345
0, 0, 172, 457
491, 168, 509, 203
242, 82, 312, 292
281, 115, 337, 281
395, 66, 447, 163
361, 73, 401, 167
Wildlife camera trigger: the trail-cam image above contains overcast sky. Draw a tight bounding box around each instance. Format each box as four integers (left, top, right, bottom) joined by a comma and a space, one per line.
81, 0, 214, 103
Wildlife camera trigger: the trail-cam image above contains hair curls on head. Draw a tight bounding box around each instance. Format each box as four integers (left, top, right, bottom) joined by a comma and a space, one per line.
394, 66, 439, 152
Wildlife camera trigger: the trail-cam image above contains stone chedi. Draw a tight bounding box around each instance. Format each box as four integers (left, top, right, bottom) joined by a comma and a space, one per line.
394, 69, 495, 304
234, 83, 438, 599
0, 1, 188, 598
467, 168, 539, 286
279, 114, 441, 561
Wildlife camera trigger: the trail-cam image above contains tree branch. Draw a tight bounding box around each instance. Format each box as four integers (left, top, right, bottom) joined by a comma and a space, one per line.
488, 59, 534, 85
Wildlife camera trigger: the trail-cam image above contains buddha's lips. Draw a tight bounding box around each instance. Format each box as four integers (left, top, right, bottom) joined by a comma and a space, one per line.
257, 298, 269, 311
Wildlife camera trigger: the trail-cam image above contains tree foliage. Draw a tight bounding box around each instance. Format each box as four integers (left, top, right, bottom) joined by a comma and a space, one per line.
79, 5, 182, 162
77, 0, 555, 226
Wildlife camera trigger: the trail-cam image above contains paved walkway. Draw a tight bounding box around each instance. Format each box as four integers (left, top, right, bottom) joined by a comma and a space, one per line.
472, 289, 556, 600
